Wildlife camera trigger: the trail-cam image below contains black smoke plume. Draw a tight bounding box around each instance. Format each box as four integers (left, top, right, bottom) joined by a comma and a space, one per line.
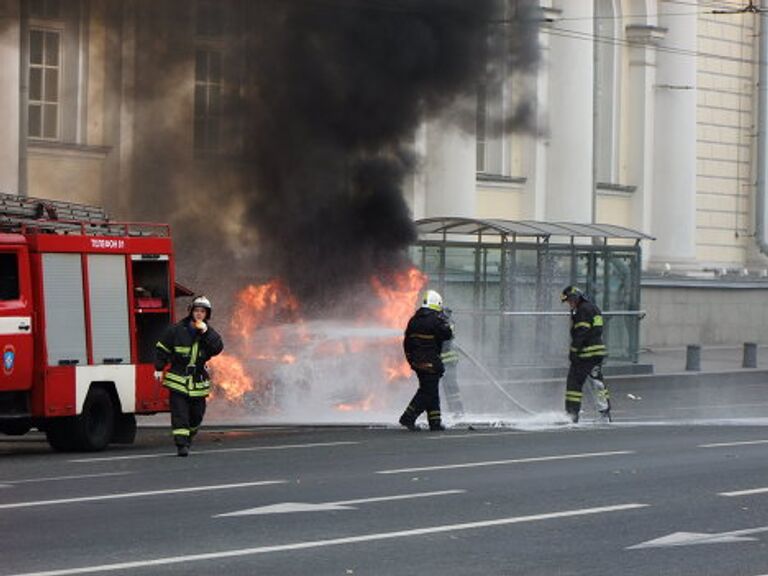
121, 0, 540, 312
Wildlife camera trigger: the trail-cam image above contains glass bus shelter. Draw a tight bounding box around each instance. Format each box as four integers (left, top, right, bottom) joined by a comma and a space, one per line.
410, 217, 654, 374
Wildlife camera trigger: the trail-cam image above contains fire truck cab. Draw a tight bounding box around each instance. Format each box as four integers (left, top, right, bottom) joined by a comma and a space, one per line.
0, 193, 176, 451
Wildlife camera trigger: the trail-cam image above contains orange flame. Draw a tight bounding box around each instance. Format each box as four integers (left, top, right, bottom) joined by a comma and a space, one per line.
210, 267, 427, 406
383, 357, 412, 381
370, 266, 427, 382
335, 393, 375, 412
208, 353, 254, 402
370, 267, 428, 328
232, 280, 301, 340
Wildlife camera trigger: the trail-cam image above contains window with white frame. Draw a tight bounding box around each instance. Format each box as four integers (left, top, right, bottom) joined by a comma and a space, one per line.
27, 27, 61, 140
476, 83, 488, 172
194, 50, 222, 151
476, 79, 508, 177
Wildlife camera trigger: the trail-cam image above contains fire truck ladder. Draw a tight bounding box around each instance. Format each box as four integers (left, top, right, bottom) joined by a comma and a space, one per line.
0, 192, 169, 237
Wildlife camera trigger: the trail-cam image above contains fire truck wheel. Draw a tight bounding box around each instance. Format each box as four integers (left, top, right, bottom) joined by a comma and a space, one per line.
112, 413, 137, 444
73, 387, 115, 451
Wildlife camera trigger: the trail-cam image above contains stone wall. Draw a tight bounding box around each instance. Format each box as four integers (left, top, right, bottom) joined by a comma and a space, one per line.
641, 284, 768, 348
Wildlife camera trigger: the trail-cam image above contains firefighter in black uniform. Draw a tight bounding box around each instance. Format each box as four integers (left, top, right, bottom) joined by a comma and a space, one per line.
155, 295, 224, 456
399, 289, 453, 431
561, 286, 611, 423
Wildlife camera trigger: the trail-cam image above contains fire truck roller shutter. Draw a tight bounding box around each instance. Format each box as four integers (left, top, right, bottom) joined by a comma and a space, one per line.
75, 365, 136, 414
41, 254, 87, 366
87, 255, 131, 365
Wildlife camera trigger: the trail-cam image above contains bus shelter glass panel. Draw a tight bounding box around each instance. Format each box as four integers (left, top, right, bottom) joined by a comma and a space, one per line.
441, 246, 479, 361
476, 246, 502, 364
520, 247, 571, 365
409, 245, 442, 279
509, 245, 539, 311
606, 251, 639, 361
574, 249, 639, 362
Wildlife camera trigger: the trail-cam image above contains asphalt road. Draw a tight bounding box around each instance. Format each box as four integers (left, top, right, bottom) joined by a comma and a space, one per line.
2, 419, 768, 576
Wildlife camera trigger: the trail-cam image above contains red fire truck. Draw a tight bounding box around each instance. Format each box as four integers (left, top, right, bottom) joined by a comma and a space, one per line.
0, 193, 183, 451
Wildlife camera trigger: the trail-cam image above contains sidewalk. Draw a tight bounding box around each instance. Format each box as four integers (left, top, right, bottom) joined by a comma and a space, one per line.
638, 344, 768, 375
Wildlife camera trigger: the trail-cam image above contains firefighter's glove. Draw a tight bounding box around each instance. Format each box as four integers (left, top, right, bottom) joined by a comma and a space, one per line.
195, 320, 208, 333
569, 351, 576, 363
153, 370, 163, 383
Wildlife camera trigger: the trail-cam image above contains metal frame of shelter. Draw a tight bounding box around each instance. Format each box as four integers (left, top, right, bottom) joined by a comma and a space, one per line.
410, 217, 655, 366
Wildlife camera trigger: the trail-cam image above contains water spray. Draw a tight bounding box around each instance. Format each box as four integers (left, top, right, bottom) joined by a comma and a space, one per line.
453, 342, 536, 415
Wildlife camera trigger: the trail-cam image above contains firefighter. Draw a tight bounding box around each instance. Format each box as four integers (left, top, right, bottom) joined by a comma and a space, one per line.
399, 289, 454, 431
439, 307, 464, 418
155, 295, 224, 456
560, 286, 611, 424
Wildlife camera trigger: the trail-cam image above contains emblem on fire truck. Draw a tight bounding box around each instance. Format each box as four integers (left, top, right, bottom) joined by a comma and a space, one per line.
3, 345, 15, 375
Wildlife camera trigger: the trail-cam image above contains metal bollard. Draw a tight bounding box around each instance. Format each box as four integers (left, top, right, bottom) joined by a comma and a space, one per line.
685, 344, 701, 372
743, 342, 758, 369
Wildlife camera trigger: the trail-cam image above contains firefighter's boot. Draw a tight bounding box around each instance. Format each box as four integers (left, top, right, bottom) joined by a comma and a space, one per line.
399, 404, 420, 432
399, 414, 419, 432
598, 400, 612, 423
428, 411, 445, 431
177, 445, 189, 457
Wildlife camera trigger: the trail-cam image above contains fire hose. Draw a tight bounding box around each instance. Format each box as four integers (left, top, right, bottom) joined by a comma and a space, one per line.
452, 342, 536, 416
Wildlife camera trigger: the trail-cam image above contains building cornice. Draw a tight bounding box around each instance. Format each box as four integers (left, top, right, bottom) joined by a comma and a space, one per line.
540, 7, 562, 26
625, 24, 668, 45
27, 141, 111, 160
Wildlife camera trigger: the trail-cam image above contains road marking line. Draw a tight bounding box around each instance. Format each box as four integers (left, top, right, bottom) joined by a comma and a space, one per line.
628, 525, 768, 549
5, 503, 648, 576
0, 472, 131, 485
428, 431, 530, 440
0, 480, 286, 510
69, 441, 359, 463
376, 450, 634, 474
204, 426, 297, 433
217, 489, 467, 517
335, 489, 465, 506
699, 440, 768, 448
720, 487, 768, 497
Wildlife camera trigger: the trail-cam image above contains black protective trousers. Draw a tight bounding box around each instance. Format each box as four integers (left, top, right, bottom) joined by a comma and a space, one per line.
565, 358, 608, 420
169, 390, 207, 448
401, 372, 443, 429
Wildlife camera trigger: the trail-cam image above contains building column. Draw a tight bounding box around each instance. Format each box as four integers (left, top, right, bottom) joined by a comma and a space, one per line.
0, 0, 20, 195
114, 0, 136, 217
523, 4, 558, 221
423, 103, 476, 218
649, 6, 698, 271
625, 24, 666, 260
544, 0, 594, 223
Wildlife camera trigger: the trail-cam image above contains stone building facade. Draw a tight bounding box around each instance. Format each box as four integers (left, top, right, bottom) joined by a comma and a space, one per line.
0, 0, 766, 347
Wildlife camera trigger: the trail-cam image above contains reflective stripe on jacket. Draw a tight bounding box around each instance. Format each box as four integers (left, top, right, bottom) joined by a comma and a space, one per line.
155, 317, 224, 397
569, 300, 607, 360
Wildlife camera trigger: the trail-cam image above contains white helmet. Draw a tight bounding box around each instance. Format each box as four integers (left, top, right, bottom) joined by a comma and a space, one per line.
189, 295, 212, 320
421, 289, 443, 311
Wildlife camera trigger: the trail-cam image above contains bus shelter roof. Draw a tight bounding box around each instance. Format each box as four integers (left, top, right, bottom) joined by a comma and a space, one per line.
415, 217, 655, 242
